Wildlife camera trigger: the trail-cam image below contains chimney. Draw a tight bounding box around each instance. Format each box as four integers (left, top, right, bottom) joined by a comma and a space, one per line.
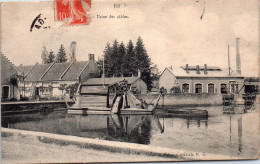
204, 64, 207, 74
185, 64, 189, 73
236, 38, 241, 74
88, 54, 95, 61
138, 69, 141, 77
196, 65, 200, 74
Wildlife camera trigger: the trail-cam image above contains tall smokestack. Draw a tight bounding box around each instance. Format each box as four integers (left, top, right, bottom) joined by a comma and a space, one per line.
236, 38, 241, 74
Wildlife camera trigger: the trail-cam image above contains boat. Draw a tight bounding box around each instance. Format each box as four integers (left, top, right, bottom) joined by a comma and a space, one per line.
66, 79, 162, 115
163, 108, 208, 117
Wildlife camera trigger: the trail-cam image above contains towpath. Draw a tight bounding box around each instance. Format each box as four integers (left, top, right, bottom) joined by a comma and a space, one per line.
2, 132, 169, 163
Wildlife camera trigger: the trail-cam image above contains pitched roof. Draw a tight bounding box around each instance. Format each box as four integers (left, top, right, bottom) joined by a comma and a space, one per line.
18, 65, 35, 75
1, 53, 21, 74
21, 61, 91, 82
41, 62, 71, 81
24, 63, 53, 81
163, 66, 243, 78
82, 77, 140, 85
61, 61, 89, 80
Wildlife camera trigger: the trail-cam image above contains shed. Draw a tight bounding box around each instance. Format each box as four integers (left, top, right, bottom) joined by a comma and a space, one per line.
82, 77, 147, 94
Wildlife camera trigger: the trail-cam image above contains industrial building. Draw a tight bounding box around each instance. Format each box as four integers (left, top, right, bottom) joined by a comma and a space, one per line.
159, 38, 244, 94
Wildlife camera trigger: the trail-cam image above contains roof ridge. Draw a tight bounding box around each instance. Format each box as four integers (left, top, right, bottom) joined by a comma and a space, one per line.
60, 60, 76, 80
77, 61, 90, 80
24, 63, 38, 77
1, 53, 21, 73
39, 62, 56, 80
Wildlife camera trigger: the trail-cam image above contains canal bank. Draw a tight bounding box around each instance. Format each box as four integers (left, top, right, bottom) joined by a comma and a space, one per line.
1, 100, 74, 115
1, 128, 168, 163
1, 127, 235, 163
139, 93, 223, 106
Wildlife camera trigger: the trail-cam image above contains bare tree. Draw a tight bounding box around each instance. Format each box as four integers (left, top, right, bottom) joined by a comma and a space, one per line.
41, 46, 48, 64
69, 41, 77, 61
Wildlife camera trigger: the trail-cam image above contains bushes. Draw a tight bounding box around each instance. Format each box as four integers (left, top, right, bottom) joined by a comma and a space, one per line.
170, 86, 181, 93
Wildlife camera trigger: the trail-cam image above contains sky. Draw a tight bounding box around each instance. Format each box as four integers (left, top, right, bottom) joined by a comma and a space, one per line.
1, 0, 259, 77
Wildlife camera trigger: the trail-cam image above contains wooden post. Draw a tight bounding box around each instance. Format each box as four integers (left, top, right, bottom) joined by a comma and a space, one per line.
162, 93, 164, 107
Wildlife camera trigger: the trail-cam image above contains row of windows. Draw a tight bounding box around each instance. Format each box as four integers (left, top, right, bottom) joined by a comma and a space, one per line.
181, 83, 228, 94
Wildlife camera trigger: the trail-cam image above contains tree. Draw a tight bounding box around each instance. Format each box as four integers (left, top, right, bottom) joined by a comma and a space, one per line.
66, 83, 79, 98
41, 46, 48, 64
58, 83, 67, 98
48, 84, 53, 99
10, 75, 18, 100
125, 40, 135, 76
46, 50, 56, 63
103, 43, 112, 77
159, 87, 167, 94
101, 37, 153, 90
170, 86, 181, 93
111, 40, 119, 76
134, 36, 152, 90
150, 64, 161, 88
56, 45, 67, 63
96, 57, 103, 77
69, 41, 77, 61
118, 42, 126, 76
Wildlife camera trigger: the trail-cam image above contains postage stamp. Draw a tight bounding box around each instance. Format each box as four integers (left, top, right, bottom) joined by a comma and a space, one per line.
55, 0, 91, 25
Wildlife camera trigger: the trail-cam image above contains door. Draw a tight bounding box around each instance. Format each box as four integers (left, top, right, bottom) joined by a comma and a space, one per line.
2, 86, 9, 99
36, 88, 40, 96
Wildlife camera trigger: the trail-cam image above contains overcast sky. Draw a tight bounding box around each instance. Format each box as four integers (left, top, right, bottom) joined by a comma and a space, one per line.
1, 0, 259, 76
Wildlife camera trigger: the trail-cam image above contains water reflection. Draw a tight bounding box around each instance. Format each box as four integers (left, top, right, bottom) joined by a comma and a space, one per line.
2, 113, 208, 145
238, 115, 243, 154
1, 104, 259, 158
186, 118, 208, 128
223, 104, 256, 114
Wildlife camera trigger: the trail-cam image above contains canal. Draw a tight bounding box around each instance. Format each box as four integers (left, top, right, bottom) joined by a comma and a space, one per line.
1, 105, 259, 159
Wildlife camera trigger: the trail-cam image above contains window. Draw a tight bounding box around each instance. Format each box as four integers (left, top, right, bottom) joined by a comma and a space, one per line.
221, 84, 227, 94
208, 84, 214, 93
182, 84, 189, 93
195, 84, 202, 93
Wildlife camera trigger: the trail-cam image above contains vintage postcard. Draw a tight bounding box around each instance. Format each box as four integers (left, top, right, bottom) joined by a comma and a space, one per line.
1, 0, 259, 163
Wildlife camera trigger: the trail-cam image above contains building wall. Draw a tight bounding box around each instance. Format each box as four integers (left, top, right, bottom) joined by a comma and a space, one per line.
80, 60, 100, 83
158, 69, 176, 92
1, 56, 19, 100
131, 79, 147, 94
18, 81, 78, 99
158, 68, 245, 94
176, 77, 244, 94
139, 93, 223, 106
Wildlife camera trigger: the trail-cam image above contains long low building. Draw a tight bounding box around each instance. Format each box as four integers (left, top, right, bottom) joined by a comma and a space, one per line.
159, 64, 244, 94
18, 54, 99, 99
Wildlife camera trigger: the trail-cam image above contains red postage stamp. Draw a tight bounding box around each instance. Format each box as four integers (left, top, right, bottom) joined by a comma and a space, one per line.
55, 0, 91, 25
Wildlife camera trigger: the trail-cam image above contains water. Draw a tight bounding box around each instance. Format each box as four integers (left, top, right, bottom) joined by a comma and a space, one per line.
1, 105, 259, 159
